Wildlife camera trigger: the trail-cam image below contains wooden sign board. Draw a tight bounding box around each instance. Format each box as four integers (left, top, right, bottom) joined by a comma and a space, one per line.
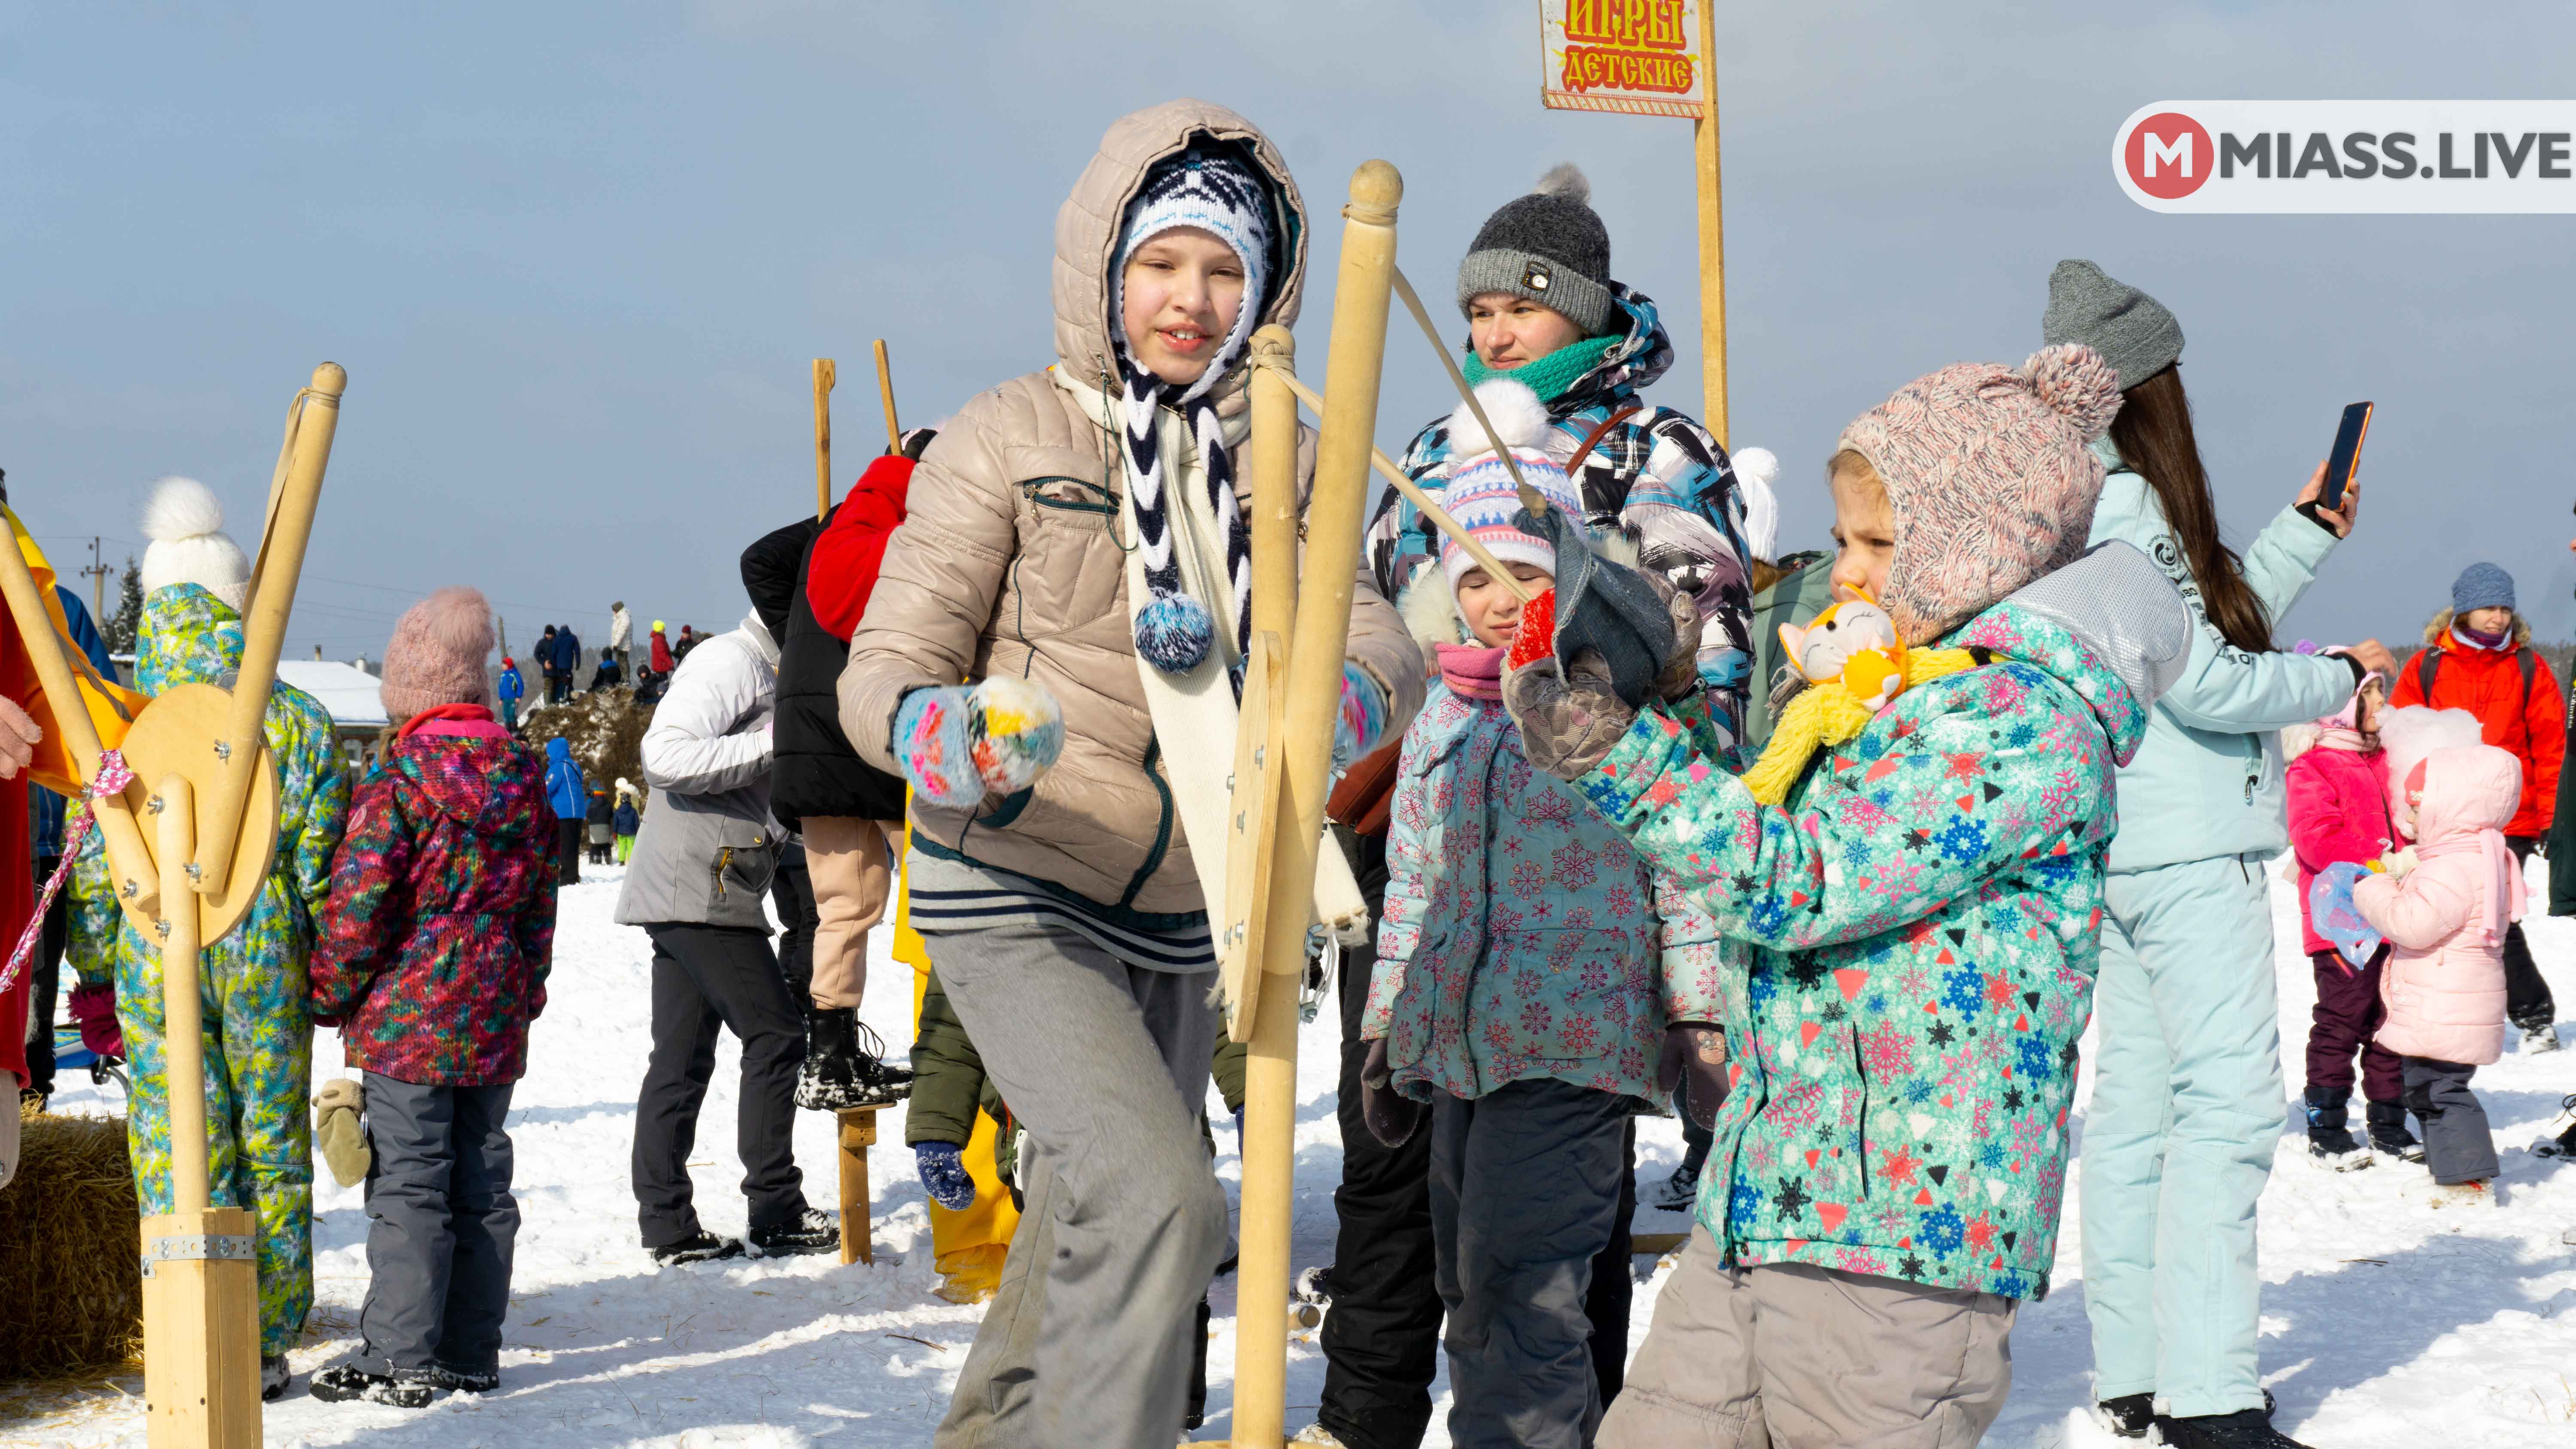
1540, 0, 1708, 118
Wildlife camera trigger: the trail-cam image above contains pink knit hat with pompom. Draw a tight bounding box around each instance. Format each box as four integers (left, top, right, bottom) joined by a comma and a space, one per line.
1837, 343, 2123, 642
380, 587, 496, 721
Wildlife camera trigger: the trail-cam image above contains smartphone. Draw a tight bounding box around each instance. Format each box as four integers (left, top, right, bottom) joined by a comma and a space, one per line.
2321, 402, 2373, 515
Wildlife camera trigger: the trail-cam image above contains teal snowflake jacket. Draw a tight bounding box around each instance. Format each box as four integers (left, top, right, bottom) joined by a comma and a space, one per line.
1577, 595, 2151, 1299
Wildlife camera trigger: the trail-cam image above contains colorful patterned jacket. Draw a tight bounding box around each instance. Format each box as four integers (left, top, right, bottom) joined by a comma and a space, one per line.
70, 585, 347, 1005
1574, 596, 2151, 1299
1364, 284, 1756, 754
1362, 680, 1723, 1103
308, 718, 558, 1085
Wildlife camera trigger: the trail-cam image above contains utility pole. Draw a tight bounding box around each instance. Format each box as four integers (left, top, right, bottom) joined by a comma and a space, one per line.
80, 536, 111, 620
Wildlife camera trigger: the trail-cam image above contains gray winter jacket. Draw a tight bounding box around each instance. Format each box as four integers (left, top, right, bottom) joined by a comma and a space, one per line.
614, 612, 781, 930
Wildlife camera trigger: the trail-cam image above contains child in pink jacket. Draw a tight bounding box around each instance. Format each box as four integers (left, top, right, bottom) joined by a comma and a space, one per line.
2351, 743, 2519, 1201
2285, 676, 2402, 1166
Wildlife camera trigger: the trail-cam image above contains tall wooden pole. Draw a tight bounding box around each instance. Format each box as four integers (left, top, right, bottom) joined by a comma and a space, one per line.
814, 358, 837, 521
1231, 159, 1403, 1449
1693, 0, 1728, 448
873, 339, 901, 453
193, 363, 342, 897
158, 780, 209, 1216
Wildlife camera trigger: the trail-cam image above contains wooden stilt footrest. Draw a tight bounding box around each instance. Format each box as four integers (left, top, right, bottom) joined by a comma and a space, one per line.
837, 1107, 880, 1265
141, 1206, 261, 1447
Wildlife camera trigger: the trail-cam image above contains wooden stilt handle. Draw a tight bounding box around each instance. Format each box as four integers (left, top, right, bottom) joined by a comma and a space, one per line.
0, 524, 157, 917
1230, 159, 1405, 1449
193, 363, 342, 896
815, 358, 837, 521
156, 776, 210, 1215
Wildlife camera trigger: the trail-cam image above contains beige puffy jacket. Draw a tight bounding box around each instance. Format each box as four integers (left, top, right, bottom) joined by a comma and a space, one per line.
840, 98, 1425, 915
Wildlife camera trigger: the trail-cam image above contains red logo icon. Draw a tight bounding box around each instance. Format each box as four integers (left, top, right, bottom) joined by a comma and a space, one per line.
2124, 111, 2214, 199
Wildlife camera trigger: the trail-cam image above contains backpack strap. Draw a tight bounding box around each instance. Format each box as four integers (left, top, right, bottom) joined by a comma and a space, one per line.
2520, 647, 2537, 699
2415, 648, 2440, 699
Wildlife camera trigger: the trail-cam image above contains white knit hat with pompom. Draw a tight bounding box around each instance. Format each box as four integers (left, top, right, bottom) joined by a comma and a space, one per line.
1437, 379, 1582, 588
139, 477, 250, 613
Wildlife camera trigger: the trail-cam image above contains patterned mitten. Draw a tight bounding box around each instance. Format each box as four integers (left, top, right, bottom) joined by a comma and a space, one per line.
1502, 649, 1637, 781
915, 1141, 977, 1210
1334, 665, 1388, 771
68, 983, 122, 1058
893, 679, 1065, 809
1656, 1022, 1729, 1132
311, 1077, 371, 1188
2308, 861, 2383, 970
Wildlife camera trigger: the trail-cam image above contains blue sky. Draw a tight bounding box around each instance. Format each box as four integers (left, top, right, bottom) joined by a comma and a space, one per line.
5, 2, 2571, 658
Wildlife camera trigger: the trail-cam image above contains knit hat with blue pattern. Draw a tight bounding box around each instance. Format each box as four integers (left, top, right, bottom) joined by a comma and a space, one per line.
1437, 379, 1583, 588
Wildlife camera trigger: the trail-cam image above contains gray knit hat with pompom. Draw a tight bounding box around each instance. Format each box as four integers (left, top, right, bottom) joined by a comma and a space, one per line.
1456, 164, 1613, 336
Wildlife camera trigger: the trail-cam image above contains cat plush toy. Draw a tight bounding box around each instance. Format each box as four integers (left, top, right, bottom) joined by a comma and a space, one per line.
1779, 596, 1908, 711
1736, 590, 1976, 805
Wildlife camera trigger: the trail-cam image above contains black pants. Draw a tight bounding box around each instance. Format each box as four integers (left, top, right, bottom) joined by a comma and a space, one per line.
1315, 833, 1635, 1449
22, 855, 67, 1096
556, 819, 582, 887
631, 923, 809, 1247
2506, 837, 2556, 1030
353, 1075, 519, 1377
769, 842, 818, 1009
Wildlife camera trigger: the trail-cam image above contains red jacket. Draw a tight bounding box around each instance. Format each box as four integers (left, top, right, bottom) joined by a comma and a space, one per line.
2389, 632, 2564, 838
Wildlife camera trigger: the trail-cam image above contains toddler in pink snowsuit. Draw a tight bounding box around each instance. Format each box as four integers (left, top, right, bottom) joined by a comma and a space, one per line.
2284, 676, 2405, 1164
2351, 743, 2519, 1195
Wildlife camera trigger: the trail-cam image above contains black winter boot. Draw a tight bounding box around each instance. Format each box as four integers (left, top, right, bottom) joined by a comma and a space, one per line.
2154, 1407, 2309, 1447
2301, 1085, 2370, 1169
2093, 1391, 2156, 1437
2366, 1099, 2424, 1163
795, 1008, 914, 1111
2534, 1094, 2576, 1158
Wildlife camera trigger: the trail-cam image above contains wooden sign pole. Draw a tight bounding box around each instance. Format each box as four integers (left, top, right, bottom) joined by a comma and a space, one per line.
1229, 159, 1404, 1449
192, 363, 343, 896
140, 776, 262, 1447
814, 358, 837, 521
1693, 0, 1728, 448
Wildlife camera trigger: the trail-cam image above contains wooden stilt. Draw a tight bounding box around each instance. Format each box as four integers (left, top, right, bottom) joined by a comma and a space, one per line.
814, 358, 837, 522
140, 775, 261, 1447
837, 1106, 878, 1266
1229, 160, 1404, 1449
192, 363, 343, 896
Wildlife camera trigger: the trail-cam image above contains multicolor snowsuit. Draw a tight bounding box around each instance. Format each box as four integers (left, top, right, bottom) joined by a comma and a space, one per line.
69, 584, 349, 1355
1573, 595, 2148, 1299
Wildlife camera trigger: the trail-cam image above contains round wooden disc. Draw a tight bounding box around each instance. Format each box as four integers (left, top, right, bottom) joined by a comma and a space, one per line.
112, 682, 282, 948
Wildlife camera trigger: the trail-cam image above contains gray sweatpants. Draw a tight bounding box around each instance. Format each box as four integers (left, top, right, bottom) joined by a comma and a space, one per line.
925, 918, 1225, 1449
1430, 1079, 1634, 1449
2402, 1055, 2500, 1185
350, 1074, 519, 1378
1601, 1228, 2015, 1449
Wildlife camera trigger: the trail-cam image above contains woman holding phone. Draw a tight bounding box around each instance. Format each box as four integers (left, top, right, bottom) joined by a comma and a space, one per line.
2042, 261, 2395, 1449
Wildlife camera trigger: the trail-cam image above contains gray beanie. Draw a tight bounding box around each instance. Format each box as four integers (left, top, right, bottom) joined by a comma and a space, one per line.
1457, 164, 1613, 337
2041, 259, 2184, 391
2451, 561, 2515, 615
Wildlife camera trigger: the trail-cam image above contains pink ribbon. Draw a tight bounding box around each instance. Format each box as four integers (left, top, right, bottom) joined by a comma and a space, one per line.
1, 748, 135, 996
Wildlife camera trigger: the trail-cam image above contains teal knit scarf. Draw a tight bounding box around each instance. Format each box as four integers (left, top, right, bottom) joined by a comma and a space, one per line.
1461, 333, 1620, 404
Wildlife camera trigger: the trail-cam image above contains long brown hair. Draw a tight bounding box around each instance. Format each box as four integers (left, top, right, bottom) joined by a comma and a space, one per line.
2109, 366, 2276, 653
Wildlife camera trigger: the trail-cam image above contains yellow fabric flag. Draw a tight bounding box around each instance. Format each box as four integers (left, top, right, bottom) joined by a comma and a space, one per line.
1, 508, 150, 797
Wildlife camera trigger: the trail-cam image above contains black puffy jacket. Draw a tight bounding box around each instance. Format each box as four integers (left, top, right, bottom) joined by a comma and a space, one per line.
743, 513, 908, 832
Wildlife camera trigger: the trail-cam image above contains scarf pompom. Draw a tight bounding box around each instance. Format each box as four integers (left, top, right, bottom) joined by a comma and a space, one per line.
1135, 592, 1215, 673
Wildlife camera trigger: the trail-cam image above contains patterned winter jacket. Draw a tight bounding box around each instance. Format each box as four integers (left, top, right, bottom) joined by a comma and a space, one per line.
69, 585, 349, 1003
1362, 680, 1723, 1102
1574, 597, 2151, 1299
1365, 284, 1756, 753
309, 718, 559, 1085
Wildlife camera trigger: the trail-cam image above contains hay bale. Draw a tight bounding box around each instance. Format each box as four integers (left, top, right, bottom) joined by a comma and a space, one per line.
520, 685, 653, 798
0, 1108, 142, 1376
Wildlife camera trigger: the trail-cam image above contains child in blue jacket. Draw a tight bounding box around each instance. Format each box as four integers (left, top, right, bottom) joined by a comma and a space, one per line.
495, 656, 524, 731
1360, 383, 1722, 1447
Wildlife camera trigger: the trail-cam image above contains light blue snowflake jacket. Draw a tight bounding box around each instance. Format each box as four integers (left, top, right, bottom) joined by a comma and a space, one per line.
2083, 437, 2355, 873
1577, 589, 2156, 1299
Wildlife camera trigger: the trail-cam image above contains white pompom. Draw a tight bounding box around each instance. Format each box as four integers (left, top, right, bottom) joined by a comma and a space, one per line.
1731, 446, 1781, 563
141, 476, 224, 542
1533, 162, 1591, 204
1446, 379, 1550, 461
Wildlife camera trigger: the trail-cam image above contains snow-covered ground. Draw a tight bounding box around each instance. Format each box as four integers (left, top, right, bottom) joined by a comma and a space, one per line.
21, 854, 2576, 1446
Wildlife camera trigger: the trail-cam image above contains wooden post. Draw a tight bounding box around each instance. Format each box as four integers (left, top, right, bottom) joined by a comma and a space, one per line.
836, 1107, 877, 1265
193, 363, 343, 897
873, 339, 901, 453
1693, 0, 1728, 448
0, 528, 158, 919
814, 358, 837, 521
1230, 159, 1403, 1449
140, 774, 261, 1447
